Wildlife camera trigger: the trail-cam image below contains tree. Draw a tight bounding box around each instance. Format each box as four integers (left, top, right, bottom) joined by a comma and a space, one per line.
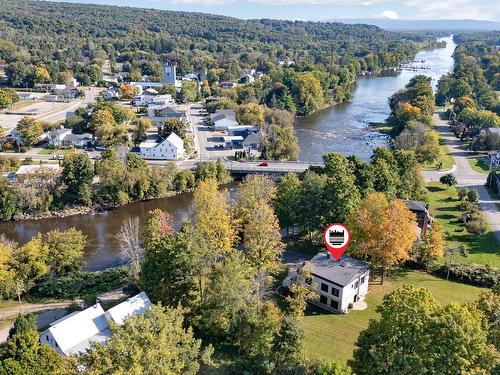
119, 83, 138, 100
298, 171, 327, 242
440, 173, 457, 187
142, 208, 174, 250
0, 88, 19, 109
132, 118, 151, 146
90, 109, 126, 146
116, 217, 142, 283
60, 152, 94, 205
285, 262, 317, 319
294, 72, 323, 115
236, 103, 265, 126
160, 118, 186, 139
43, 228, 86, 277
236, 174, 276, 227
193, 179, 236, 256
79, 305, 206, 375
467, 188, 480, 203
0, 314, 75, 375
0, 177, 16, 221
16, 117, 43, 149
180, 81, 198, 102
14, 235, 50, 291
274, 173, 302, 235
33, 66, 51, 84
474, 288, 500, 350
243, 201, 284, 276
348, 193, 417, 283
349, 285, 497, 375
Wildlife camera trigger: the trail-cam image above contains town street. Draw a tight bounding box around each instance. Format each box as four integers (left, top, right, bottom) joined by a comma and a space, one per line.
423, 110, 500, 241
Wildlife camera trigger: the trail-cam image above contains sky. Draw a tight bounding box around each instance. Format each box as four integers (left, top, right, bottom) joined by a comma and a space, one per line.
50, 0, 500, 21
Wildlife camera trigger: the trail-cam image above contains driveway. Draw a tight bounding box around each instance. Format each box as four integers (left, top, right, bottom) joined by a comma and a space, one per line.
423, 111, 500, 241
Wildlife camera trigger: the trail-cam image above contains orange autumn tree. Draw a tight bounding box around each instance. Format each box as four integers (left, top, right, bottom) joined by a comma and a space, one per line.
348, 192, 417, 283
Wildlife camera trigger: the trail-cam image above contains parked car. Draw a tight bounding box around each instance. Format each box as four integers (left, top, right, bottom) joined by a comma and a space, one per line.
258, 162, 268, 167
56, 155, 64, 160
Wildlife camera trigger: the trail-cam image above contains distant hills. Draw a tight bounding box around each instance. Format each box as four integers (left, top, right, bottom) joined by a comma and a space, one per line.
332, 19, 500, 31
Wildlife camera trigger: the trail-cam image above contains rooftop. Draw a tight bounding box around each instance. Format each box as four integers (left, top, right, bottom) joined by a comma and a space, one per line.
15, 164, 61, 175
310, 252, 370, 287
404, 200, 428, 213
105, 292, 152, 325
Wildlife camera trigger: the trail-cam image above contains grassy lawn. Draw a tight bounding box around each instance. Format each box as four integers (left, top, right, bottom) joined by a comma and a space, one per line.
38, 148, 75, 156
302, 270, 486, 362
423, 133, 454, 171
425, 182, 499, 267
467, 154, 491, 174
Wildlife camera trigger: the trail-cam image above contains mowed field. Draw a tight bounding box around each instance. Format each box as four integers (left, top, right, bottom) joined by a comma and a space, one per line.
301, 270, 487, 362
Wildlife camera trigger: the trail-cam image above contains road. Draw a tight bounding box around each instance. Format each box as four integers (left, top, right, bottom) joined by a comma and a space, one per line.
0, 87, 102, 133
423, 111, 500, 241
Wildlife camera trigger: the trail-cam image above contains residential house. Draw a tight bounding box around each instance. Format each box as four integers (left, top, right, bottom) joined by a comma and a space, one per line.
404, 200, 432, 237
220, 82, 234, 89
40, 292, 152, 356
147, 104, 186, 125
48, 127, 72, 146
284, 253, 370, 314
238, 74, 255, 84
10, 128, 46, 147
139, 133, 185, 160
48, 127, 93, 148
183, 73, 198, 81
487, 150, 500, 170
243, 132, 261, 150
102, 89, 119, 101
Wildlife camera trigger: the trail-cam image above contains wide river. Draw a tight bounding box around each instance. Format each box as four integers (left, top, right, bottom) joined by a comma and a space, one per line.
0, 37, 456, 271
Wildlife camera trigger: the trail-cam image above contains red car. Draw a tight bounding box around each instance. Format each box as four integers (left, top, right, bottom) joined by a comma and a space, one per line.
258, 162, 269, 167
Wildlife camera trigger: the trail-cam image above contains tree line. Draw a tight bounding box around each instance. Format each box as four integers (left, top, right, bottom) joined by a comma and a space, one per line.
0, 153, 230, 221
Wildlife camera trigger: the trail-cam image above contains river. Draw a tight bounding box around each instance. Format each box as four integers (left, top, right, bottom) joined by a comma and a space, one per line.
0, 36, 456, 271
296, 36, 456, 162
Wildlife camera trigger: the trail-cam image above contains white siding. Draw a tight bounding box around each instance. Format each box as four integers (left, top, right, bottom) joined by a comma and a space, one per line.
311, 270, 370, 314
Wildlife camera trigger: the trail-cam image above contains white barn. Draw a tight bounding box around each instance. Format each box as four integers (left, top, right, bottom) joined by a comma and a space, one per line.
139, 133, 185, 160
40, 292, 152, 356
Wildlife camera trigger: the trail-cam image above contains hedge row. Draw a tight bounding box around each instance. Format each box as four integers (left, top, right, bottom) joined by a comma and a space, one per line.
434, 263, 499, 288
31, 267, 129, 299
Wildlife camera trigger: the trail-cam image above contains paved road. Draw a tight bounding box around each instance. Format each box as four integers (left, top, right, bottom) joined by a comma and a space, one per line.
423, 111, 500, 241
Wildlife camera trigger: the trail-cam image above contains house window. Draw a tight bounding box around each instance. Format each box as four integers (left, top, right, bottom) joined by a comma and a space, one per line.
320, 283, 329, 292
330, 300, 339, 310
331, 287, 339, 297
361, 276, 366, 284
354, 281, 359, 289
319, 295, 327, 305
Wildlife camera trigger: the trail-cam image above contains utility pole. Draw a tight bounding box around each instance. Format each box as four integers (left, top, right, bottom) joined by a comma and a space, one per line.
16, 281, 23, 315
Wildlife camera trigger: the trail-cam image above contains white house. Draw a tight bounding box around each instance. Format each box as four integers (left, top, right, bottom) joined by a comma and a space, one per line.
102, 89, 119, 101
284, 253, 370, 314
133, 94, 172, 107
48, 127, 92, 148
147, 104, 186, 125
139, 133, 185, 160
40, 292, 152, 356
48, 127, 72, 146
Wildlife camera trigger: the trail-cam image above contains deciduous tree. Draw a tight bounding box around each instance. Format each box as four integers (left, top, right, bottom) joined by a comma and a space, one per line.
348, 193, 417, 282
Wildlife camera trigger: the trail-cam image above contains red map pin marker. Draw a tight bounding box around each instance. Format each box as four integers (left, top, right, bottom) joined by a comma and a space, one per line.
323, 223, 350, 261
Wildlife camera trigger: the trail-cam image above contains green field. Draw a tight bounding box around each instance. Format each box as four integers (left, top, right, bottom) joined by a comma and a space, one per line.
425, 182, 499, 267
38, 148, 75, 156
467, 154, 491, 174
302, 270, 487, 362
423, 137, 454, 171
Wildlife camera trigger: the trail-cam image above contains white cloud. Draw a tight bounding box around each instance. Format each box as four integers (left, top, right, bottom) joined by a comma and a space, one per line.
153, 0, 500, 20
378, 10, 399, 19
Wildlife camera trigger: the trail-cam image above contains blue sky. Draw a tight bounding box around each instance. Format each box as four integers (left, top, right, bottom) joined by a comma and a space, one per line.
51, 0, 500, 21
